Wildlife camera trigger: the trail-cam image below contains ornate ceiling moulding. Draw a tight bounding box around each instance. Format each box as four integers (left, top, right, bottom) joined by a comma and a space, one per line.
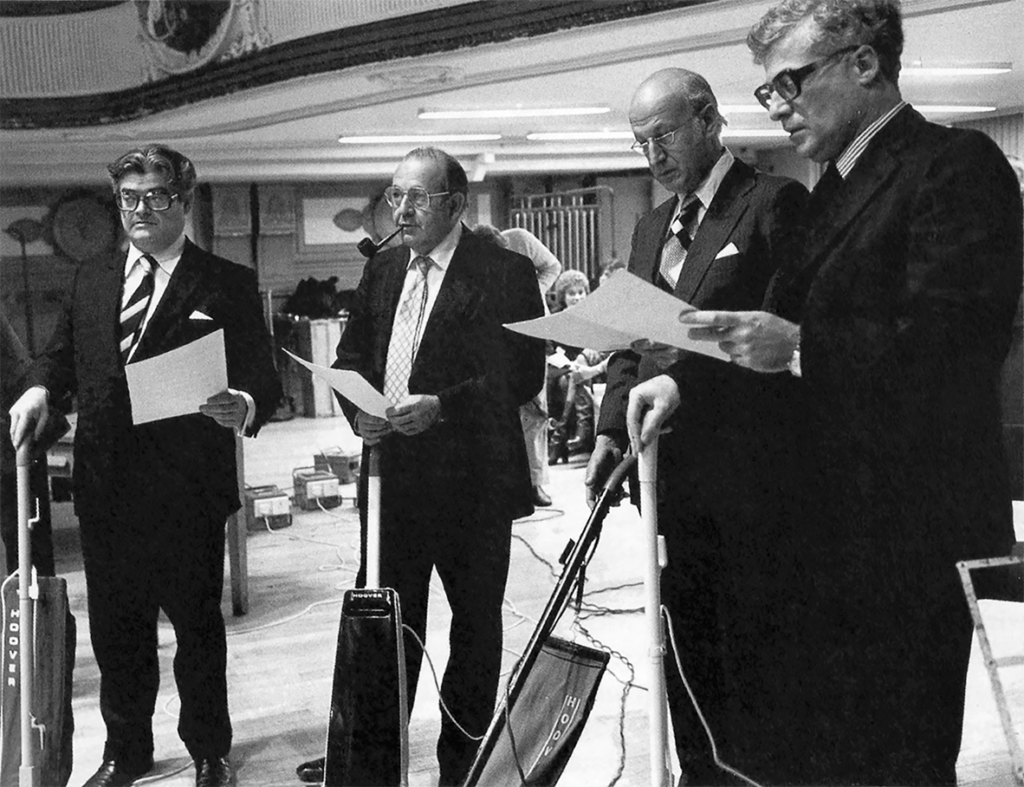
1, 0, 706, 130
0, 1, 121, 16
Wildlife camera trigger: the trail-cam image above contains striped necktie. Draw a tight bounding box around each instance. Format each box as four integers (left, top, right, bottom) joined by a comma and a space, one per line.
384, 255, 432, 404
120, 254, 156, 364
659, 197, 700, 289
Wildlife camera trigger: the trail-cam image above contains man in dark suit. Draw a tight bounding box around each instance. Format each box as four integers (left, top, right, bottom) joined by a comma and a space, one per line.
326, 147, 543, 786
9, 144, 281, 787
583, 69, 806, 784
665, 1, 1023, 783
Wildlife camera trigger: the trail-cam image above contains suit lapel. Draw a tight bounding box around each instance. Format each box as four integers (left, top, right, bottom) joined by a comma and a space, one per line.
803, 107, 919, 271
638, 201, 676, 284
675, 161, 753, 303
133, 239, 205, 360
414, 230, 477, 365
769, 107, 920, 312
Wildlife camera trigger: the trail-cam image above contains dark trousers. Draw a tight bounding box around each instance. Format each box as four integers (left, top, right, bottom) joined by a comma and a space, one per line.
367, 486, 511, 786
79, 498, 231, 766
0, 459, 55, 575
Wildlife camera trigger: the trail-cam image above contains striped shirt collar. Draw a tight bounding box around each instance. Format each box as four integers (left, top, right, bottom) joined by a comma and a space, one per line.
834, 100, 908, 178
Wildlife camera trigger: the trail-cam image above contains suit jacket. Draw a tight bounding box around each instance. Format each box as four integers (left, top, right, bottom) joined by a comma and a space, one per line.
333, 226, 545, 520
768, 106, 1022, 567
597, 158, 807, 508
27, 239, 281, 524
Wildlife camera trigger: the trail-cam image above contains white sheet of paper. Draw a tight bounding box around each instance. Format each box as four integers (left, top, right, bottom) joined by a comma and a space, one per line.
283, 350, 392, 418
505, 270, 730, 361
125, 329, 229, 425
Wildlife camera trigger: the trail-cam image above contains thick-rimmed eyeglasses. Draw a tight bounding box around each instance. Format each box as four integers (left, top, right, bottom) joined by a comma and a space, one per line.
754, 45, 861, 109
115, 189, 180, 212
384, 186, 451, 210
630, 124, 687, 156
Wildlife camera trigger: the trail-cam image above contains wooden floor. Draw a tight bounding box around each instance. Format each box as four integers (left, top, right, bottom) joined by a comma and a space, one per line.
39, 416, 1024, 787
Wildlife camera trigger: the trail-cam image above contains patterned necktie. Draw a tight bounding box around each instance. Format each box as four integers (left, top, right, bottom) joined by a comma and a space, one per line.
384, 255, 433, 404
120, 254, 156, 364
659, 197, 701, 289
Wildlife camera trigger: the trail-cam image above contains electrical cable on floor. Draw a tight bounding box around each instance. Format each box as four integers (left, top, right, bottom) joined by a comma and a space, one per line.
401, 623, 486, 743
662, 606, 763, 787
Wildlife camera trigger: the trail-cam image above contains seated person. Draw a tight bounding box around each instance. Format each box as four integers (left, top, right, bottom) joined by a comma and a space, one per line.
546, 270, 609, 463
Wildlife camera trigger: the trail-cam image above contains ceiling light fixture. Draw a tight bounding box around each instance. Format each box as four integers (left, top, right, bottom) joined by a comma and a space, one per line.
526, 130, 791, 141
916, 105, 996, 113
902, 63, 1011, 76
419, 107, 611, 119
338, 133, 502, 144
526, 131, 632, 141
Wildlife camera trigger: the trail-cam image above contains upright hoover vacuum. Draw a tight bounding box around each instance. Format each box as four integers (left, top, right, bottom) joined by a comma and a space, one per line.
323, 445, 409, 787
0, 442, 74, 787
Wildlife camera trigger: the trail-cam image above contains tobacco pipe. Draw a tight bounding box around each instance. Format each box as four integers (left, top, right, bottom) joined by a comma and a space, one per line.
357, 226, 403, 259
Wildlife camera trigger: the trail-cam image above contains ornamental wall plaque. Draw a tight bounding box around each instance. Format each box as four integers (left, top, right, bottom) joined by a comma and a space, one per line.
136, 0, 269, 82
47, 190, 120, 263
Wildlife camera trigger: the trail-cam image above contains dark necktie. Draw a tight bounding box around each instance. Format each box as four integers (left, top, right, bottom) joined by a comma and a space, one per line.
659, 197, 700, 289
384, 255, 433, 403
120, 254, 156, 364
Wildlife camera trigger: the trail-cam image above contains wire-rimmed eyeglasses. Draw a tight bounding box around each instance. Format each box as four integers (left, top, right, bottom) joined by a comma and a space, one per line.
754, 45, 861, 109
115, 189, 180, 212
384, 186, 451, 210
630, 124, 689, 156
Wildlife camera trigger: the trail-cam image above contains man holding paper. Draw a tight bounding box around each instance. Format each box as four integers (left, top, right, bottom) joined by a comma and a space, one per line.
9, 144, 280, 787
321, 147, 543, 787
583, 68, 807, 784
648, 2, 1022, 782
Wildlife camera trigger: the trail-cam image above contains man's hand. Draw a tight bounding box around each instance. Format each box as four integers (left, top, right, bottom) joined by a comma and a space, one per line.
387, 394, 442, 436
626, 375, 680, 454
584, 433, 627, 509
355, 411, 392, 445
679, 310, 799, 372
9, 386, 50, 450
199, 390, 248, 431
630, 339, 683, 371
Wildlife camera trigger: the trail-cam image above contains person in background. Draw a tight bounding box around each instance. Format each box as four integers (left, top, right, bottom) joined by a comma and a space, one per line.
302, 148, 543, 787
501, 227, 562, 506
546, 269, 605, 464
638, 1, 1022, 782
9, 144, 281, 787
586, 67, 807, 785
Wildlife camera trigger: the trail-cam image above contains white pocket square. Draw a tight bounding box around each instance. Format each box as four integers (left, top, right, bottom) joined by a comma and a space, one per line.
715, 242, 740, 259
190, 310, 213, 320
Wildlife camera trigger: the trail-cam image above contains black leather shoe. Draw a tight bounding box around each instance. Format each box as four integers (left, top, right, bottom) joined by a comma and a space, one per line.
195, 755, 233, 787
531, 485, 552, 507
296, 756, 325, 783
81, 758, 153, 787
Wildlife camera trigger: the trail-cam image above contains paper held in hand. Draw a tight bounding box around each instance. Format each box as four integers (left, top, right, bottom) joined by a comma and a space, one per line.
504, 270, 729, 361
283, 350, 392, 418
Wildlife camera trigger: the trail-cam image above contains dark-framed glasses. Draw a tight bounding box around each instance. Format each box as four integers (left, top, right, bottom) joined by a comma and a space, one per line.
754, 45, 861, 109
384, 186, 451, 210
630, 124, 687, 156
115, 189, 180, 212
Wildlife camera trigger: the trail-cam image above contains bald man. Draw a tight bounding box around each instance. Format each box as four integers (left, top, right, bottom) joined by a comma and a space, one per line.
584, 68, 807, 784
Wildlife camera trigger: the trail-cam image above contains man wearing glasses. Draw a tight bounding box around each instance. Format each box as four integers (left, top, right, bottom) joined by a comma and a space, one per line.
632, 1, 1022, 783
9, 144, 281, 787
583, 68, 806, 785
300, 147, 543, 786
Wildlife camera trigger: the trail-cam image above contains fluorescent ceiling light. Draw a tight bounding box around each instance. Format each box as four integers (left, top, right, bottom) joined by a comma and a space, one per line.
527, 129, 790, 141
722, 129, 790, 138
339, 134, 502, 144
526, 131, 632, 141
419, 107, 610, 119
903, 64, 1011, 76
719, 105, 770, 114
917, 105, 996, 113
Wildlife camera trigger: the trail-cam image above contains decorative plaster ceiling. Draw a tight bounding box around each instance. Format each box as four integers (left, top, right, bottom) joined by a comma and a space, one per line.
0, 0, 1020, 185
